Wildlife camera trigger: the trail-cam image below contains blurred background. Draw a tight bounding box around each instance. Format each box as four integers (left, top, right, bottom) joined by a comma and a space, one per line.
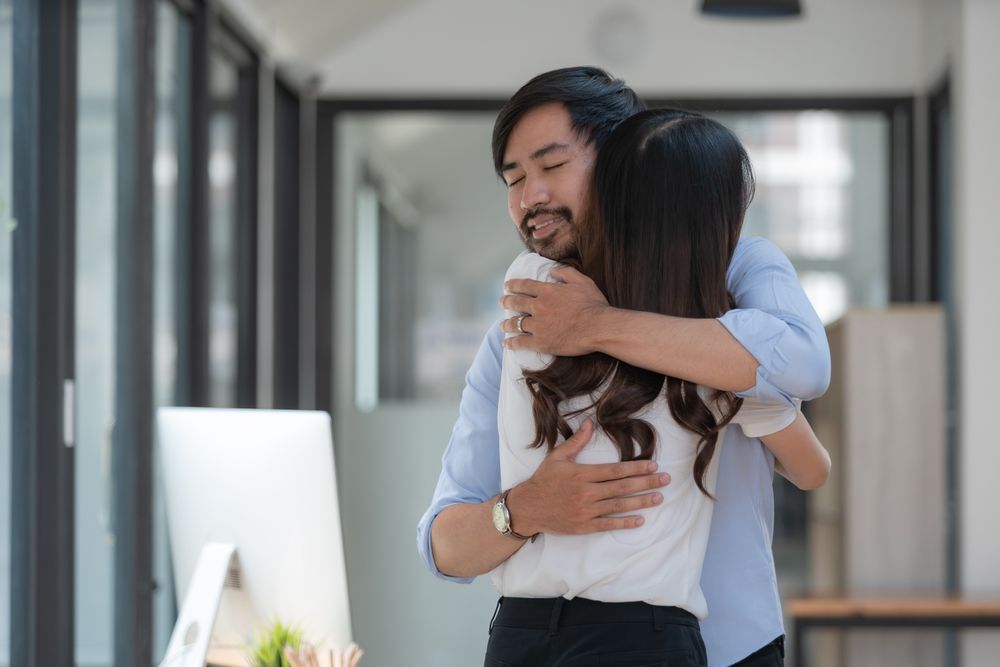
2, 0, 998, 665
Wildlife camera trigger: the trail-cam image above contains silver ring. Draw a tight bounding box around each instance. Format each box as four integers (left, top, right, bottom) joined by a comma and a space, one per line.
515, 313, 529, 335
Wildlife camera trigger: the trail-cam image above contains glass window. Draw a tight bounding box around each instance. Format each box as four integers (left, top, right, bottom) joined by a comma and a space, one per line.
714, 109, 891, 596
0, 1, 13, 664
338, 112, 520, 407
152, 0, 189, 660
207, 52, 239, 407
337, 110, 889, 409
715, 111, 890, 325
154, 0, 181, 412
333, 110, 519, 667
76, 1, 118, 663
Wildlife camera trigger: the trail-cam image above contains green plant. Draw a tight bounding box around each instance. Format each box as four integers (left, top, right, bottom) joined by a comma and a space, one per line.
248, 620, 305, 667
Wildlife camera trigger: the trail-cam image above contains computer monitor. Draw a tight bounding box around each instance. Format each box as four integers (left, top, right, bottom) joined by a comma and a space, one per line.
157, 408, 352, 667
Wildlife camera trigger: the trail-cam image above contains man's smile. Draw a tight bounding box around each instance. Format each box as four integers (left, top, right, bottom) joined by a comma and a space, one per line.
529, 215, 564, 239
522, 206, 574, 247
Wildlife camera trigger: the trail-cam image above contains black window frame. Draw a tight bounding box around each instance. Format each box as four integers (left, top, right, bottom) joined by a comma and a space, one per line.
928, 74, 958, 598
272, 76, 304, 409
314, 95, 917, 414
8, 0, 270, 663
10, 0, 78, 664
112, 0, 158, 662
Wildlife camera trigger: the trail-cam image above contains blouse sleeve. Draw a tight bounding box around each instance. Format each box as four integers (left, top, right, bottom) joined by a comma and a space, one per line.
731, 398, 801, 438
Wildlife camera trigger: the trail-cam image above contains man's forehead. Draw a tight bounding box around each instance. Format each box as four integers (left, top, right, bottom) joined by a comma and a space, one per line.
503, 106, 588, 165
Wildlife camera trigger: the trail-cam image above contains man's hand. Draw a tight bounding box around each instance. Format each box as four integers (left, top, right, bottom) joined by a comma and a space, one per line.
507, 420, 670, 536
430, 420, 671, 577
501, 265, 759, 392
500, 266, 612, 356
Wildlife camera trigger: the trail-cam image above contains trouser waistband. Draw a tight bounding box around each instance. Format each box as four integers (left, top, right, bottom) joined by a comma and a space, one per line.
491, 596, 698, 636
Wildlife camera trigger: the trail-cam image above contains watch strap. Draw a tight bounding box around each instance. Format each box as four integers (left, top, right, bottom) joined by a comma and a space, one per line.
500, 488, 537, 542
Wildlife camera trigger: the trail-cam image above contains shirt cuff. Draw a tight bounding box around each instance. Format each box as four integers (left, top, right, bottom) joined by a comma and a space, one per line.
416, 505, 476, 584
717, 308, 794, 406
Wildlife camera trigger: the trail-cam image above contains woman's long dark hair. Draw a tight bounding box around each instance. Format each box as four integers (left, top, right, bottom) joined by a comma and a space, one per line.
523, 109, 755, 497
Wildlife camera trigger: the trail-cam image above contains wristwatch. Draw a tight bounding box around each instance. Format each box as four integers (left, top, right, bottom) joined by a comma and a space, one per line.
492, 488, 536, 541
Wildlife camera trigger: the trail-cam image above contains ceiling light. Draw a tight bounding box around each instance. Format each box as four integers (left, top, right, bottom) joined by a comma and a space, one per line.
701, 0, 802, 18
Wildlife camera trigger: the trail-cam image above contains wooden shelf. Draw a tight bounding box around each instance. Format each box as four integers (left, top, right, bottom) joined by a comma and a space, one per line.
789, 597, 1000, 620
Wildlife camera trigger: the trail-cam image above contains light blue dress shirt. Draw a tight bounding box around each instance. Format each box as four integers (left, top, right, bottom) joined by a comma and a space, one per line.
416, 236, 831, 666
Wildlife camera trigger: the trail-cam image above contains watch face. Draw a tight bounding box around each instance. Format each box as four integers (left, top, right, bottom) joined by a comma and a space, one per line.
492, 502, 508, 533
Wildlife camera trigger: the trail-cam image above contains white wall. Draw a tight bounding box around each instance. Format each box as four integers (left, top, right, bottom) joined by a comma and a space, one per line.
331, 122, 507, 667
921, 0, 959, 89
314, 0, 924, 96
911, 0, 1000, 662
953, 0, 1000, 662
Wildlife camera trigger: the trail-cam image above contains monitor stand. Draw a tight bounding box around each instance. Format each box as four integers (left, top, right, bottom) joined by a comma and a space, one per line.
159, 542, 250, 667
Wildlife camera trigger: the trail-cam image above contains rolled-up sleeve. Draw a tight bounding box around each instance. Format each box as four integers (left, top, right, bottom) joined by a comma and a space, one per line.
415, 322, 504, 583
720, 237, 832, 406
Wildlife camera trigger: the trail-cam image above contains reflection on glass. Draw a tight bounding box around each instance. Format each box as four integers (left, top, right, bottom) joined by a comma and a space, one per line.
341, 110, 888, 405
208, 53, 238, 407
715, 109, 890, 598
0, 0, 13, 663
152, 0, 187, 660
717, 111, 890, 325
76, 0, 118, 664
800, 271, 849, 325
338, 113, 519, 405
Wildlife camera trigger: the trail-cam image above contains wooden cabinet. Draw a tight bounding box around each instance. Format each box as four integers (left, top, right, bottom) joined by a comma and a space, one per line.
807, 306, 947, 666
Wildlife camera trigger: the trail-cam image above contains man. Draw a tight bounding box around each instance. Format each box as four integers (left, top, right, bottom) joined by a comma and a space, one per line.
417, 67, 829, 666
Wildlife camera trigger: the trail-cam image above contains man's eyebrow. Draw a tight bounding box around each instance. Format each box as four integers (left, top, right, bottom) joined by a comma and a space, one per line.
500, 142, 571, 173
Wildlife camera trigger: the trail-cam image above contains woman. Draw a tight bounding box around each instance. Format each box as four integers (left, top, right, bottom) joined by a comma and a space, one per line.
488, 109, 830, 666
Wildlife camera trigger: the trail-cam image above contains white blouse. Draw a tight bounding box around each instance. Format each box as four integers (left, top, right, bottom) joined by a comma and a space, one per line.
492, 251, 798, 619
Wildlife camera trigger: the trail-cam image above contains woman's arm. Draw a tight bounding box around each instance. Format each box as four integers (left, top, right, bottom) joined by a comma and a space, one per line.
759, 411, 831, 490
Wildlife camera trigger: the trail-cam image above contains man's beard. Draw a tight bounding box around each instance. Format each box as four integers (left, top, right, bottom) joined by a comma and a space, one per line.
519, 206, 577, 261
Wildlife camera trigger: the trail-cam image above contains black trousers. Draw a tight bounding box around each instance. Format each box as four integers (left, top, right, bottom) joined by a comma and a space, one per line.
729, 636, 784, 666
484, 596, 707, 666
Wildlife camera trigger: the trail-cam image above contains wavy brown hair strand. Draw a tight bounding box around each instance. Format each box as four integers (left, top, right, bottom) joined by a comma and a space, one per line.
522, 109, 754, 497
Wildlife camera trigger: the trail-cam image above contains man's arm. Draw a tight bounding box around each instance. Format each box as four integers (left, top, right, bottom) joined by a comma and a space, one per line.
431, 420, 668, 578
430, 498, 525, 579
418, 324, 669, 581
501, 237, 830, 404
502, 269, 755, 392
416, 324, 506, 583
719, 237, 831, 404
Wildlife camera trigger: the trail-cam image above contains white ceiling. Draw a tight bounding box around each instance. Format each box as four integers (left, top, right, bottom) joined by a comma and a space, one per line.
222, 0, 424, 85
221, 0, 946, 96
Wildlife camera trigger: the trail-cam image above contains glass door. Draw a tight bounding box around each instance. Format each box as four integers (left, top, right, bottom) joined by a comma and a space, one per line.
206, 24, 257, 409
331, 110, 518, 667
0, 2, 14, 662
75, 0, 119, 663
152, 0, 192, 660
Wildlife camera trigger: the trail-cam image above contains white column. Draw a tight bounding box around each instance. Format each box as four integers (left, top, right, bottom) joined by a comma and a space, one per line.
956, 0, 1000, 663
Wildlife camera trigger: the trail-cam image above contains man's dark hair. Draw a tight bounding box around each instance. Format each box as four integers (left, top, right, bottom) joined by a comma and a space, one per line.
491, 66, 645, 175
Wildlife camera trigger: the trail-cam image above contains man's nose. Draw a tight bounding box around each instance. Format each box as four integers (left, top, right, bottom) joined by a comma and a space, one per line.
520, 176, 551, 210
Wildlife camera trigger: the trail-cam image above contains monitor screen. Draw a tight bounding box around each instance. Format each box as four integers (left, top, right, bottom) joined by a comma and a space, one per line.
158, 407, 352, 664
